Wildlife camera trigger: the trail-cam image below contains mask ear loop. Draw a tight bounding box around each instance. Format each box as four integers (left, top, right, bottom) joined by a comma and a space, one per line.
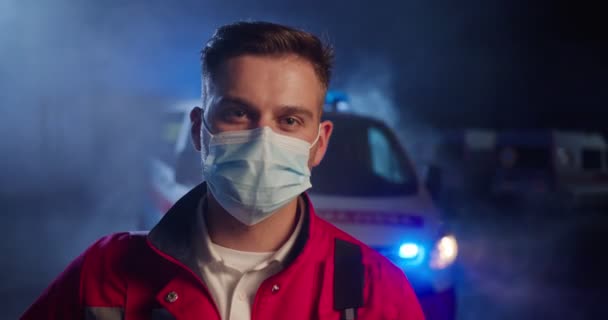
200, 116, 216, 166
309, 124, 322, 150
202, 117, 215, 138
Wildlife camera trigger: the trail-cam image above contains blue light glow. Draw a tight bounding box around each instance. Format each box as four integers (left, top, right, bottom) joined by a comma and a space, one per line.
325, 90, 349, 105
398, 243, 420, 259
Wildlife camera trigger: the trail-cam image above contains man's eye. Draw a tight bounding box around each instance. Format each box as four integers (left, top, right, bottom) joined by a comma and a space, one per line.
222, 108, 248, 121
282, 117, 299, 126
230, 109, 246, 118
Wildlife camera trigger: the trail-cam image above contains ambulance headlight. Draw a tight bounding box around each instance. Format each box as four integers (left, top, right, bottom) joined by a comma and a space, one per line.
430, 235, 458, 269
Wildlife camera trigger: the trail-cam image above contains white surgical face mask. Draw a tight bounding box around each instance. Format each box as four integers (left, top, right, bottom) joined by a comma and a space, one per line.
202, 122, 320, 225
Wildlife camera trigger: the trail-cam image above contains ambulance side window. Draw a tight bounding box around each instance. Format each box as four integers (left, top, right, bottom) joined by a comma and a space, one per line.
368, 127, 405, 184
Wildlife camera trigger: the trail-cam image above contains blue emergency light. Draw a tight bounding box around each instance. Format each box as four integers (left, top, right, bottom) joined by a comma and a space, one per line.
324, 90, 350, 112
398, 243, 421, 259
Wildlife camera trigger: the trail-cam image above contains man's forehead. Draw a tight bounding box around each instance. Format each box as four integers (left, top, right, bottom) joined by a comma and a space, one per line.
215, 55, 319, 85
204, 54, 325, 115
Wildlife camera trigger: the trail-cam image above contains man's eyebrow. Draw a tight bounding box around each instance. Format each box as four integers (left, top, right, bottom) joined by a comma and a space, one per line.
277, 105, 315, 120
218, 96, 257, 110
217, 97, 316, 119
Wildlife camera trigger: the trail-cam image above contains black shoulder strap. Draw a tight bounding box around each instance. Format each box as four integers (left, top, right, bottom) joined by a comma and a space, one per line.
333, 238, 364, 320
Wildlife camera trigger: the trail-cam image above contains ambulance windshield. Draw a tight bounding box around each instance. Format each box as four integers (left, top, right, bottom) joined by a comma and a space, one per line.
310, 114, 418, 197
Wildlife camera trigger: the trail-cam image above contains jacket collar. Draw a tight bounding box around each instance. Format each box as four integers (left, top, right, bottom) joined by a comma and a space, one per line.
147, 182, 313, 275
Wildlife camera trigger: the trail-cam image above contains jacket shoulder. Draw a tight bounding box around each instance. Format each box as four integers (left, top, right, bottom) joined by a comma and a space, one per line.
21, 232, 149, 319
314, 216, 385, 264
314, 217, 424, 319
83, 232, 147, 269
314, 217, 405, 277
80, 232, 149, 306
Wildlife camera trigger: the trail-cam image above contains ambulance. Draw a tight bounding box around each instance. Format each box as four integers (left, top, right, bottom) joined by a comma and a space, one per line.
142, 98, 458, 320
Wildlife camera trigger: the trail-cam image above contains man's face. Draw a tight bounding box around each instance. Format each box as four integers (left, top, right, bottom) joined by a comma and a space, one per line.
190, 54, 333, 168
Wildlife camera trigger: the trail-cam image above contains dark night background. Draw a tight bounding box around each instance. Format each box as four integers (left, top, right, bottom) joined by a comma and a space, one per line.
1, 0, 607, 319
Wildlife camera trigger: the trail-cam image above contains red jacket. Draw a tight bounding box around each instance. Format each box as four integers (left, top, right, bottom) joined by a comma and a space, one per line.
22, 184, 424, 320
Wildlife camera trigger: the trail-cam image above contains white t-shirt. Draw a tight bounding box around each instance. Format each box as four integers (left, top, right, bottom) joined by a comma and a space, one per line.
194, 198, 304, 320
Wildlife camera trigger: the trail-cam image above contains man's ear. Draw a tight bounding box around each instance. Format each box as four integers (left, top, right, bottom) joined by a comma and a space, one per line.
190, 107, 203, 151
311, 120, 333, 168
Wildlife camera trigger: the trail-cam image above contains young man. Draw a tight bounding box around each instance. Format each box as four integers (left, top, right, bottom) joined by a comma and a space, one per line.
22, 21, 424, 320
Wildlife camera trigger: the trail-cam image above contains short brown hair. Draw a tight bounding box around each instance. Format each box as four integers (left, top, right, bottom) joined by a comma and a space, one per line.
201, 21, 334, 92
